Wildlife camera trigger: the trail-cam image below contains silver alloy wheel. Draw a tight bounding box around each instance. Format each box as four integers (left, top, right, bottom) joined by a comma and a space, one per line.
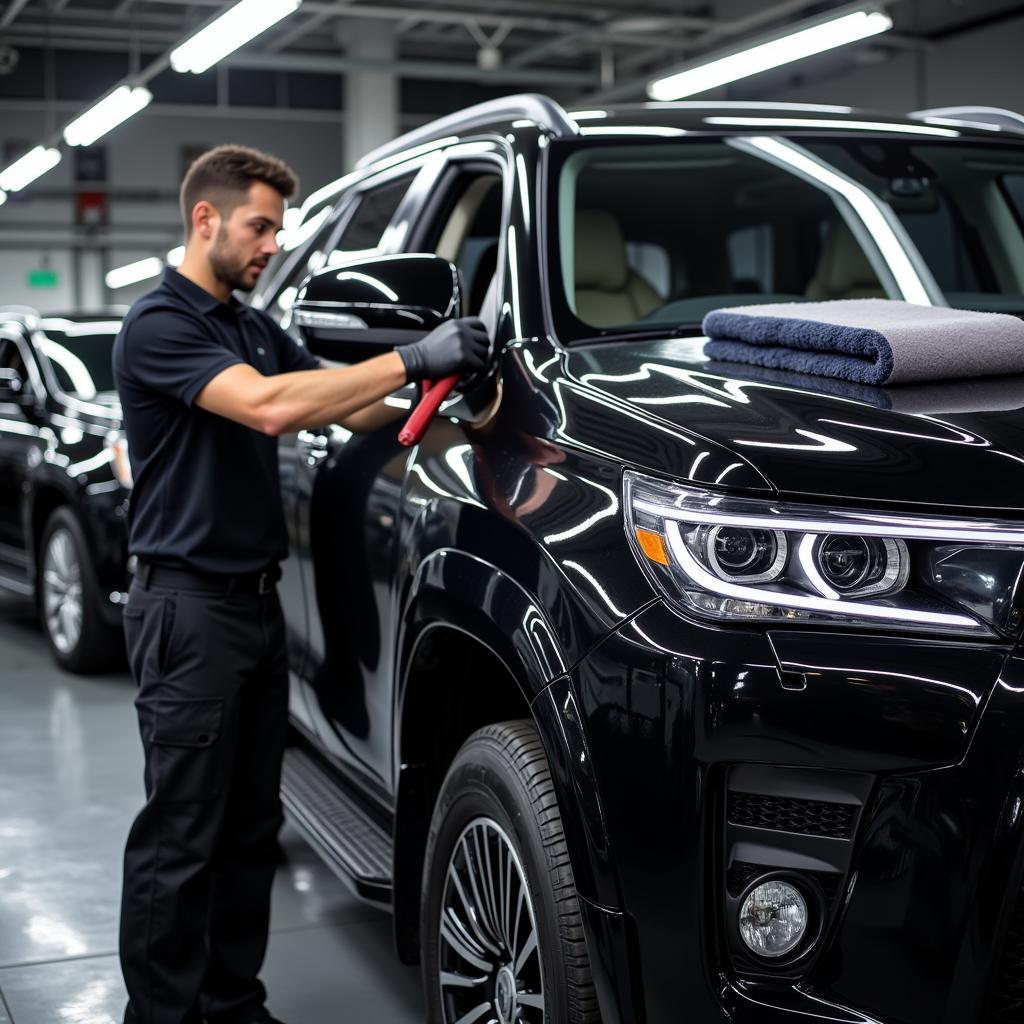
42, 527, 84, 656
439, 816, 545, 1024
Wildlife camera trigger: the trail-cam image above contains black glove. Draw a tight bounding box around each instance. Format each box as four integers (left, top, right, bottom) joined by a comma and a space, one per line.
397, 317, 489, 382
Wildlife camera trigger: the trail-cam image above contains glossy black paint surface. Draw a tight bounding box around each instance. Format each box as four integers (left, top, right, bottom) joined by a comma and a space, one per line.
0, 316, 129, 619
566, 340, 1024, 509
572, 601, 1022, 1023
260, 106, 1024, 1023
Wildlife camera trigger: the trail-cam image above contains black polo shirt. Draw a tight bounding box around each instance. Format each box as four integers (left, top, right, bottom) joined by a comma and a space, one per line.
112, 268, 319, 574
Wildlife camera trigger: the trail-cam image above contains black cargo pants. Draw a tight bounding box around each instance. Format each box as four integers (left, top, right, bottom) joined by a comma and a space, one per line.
119, 565, 288, 1024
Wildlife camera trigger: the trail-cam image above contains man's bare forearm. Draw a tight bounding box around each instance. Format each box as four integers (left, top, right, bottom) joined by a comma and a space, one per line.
256, 352, 407, 435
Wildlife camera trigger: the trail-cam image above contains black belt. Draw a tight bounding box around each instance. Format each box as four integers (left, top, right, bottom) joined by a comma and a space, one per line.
135, 561, 281, 596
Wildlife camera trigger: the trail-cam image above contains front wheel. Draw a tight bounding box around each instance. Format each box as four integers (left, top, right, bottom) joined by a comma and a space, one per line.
420, 720, 599, 1024
38, 507, 120, 673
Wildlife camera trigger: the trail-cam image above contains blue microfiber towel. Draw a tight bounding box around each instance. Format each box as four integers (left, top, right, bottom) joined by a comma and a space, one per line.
702, 299, 1024, 385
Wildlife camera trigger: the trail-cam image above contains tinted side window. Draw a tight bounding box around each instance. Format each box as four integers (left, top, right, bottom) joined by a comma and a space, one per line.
417, 169, 504, 316
333, 173, 416, 254
0, 335, 28, 376
1004, 175, 1024, 223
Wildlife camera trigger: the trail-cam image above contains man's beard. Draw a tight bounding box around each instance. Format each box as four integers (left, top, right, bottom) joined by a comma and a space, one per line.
208, 226, 255, 293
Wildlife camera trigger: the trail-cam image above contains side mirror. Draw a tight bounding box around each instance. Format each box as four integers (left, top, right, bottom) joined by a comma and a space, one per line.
293, 253, 462, 364
0, 368, 30, 404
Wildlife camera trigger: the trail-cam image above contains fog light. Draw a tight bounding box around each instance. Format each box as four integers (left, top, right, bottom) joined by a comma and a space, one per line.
738, 880, 808, 958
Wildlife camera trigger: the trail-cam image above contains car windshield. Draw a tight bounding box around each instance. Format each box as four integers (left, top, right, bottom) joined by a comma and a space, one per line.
550, 136, 1024, 342
36, 318, 120, 398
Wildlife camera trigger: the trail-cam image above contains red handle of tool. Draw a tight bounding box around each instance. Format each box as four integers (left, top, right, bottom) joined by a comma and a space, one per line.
398, 374, 459, 447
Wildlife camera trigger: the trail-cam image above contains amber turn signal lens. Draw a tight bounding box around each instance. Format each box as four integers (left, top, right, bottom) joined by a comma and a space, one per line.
635, 528, 670, 566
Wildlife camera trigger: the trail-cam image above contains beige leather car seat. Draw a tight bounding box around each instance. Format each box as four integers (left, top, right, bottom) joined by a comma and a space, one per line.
805, 219, 885, 300
574, 210, 661, 326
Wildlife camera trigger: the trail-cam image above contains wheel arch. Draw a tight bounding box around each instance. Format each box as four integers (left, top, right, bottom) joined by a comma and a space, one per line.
28, 480, 75, 586
391, 549, 620, 963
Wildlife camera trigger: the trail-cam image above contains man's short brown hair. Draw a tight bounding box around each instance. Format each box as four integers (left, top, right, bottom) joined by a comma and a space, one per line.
180, 144, 298, 236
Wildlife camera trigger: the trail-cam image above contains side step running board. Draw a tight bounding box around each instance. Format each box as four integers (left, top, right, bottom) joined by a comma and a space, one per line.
281, 746, 393, 906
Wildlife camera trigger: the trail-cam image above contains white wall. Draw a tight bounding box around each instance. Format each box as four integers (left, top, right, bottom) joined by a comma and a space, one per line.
0, 249, 76, 313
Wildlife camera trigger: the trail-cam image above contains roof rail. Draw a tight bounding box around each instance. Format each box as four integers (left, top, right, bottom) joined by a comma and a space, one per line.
911, 106, 1024, 135
355, 93, 577, 171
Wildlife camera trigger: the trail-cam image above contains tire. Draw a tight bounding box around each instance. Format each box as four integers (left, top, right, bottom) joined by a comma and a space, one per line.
38, 507, 121, 674
421, 720, 599, 1024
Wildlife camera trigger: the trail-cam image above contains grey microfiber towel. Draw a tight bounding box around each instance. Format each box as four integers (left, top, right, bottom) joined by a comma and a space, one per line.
702, 298, 1024, 386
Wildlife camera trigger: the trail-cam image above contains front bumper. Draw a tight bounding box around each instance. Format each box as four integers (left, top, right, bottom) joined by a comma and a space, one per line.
570, 600, 1024, 1024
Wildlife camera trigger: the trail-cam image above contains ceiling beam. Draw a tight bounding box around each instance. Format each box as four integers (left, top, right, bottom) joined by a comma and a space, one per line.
266, 9, 336, 52
226, 47, 597, 84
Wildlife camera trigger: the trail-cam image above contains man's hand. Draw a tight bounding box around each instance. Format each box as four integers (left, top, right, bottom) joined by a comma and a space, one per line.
397, 317, 490, 382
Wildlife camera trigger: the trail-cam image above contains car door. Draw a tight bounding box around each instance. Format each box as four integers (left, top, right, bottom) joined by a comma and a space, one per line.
0, 329, 43, 588
284, 164, 425, 796
258, 196, 363, 736
293, 148, 508, 794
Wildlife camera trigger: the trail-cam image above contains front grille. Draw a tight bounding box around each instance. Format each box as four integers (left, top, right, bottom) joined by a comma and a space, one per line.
990, 883, 1024, 1022
727, 791, 855, 839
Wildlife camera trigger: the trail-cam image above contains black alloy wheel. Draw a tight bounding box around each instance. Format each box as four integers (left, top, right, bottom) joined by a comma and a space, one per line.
38, 507, 120, 673
421, 721, 599, 1024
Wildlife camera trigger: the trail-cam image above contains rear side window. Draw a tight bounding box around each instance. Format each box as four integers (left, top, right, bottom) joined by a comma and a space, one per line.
332, 173, 415, 254
1004, 175, 1024, 222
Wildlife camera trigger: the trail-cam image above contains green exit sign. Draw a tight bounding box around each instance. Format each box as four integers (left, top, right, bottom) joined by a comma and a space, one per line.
27, 269, 59, 289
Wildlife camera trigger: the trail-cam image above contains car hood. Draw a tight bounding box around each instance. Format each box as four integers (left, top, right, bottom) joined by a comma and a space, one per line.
563, 337, 1024, 512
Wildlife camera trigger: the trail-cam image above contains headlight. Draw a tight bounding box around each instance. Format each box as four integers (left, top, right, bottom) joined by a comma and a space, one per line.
625, 470, 1024, 637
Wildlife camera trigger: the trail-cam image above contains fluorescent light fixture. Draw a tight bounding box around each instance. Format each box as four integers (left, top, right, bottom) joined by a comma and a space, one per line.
0, 146, 61, 192
166, 245, 185, 266
648, 8, 893, 100
171, 0, 302, 74
63, 85, 152, 147
732, 136, 935, 305
704, 116, 959, 137
106, 257, 163, 290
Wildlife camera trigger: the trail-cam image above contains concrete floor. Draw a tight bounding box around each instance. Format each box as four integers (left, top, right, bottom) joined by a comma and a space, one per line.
0, 593, 424, 1024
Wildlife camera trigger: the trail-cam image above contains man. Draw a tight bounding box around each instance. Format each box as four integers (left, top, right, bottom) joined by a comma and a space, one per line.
113, 144, 488, 1024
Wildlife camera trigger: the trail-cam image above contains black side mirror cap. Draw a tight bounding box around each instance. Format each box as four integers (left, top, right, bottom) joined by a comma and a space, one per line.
292, 253, 462, 363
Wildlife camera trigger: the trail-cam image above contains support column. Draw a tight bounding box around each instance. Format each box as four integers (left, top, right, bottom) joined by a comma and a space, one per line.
79, 248, 106, 309
340, 18, 399, 170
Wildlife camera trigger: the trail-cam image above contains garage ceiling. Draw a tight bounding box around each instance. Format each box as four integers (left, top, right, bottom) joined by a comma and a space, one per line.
2, 0, 1023, 118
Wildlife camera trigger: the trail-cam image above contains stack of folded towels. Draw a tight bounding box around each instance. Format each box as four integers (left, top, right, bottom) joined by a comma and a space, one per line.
702, 299, 1024, 386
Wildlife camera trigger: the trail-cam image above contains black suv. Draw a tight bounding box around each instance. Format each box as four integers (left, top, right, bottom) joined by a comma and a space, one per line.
0, 308, 130, 671
252, 96, 1024, 1023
